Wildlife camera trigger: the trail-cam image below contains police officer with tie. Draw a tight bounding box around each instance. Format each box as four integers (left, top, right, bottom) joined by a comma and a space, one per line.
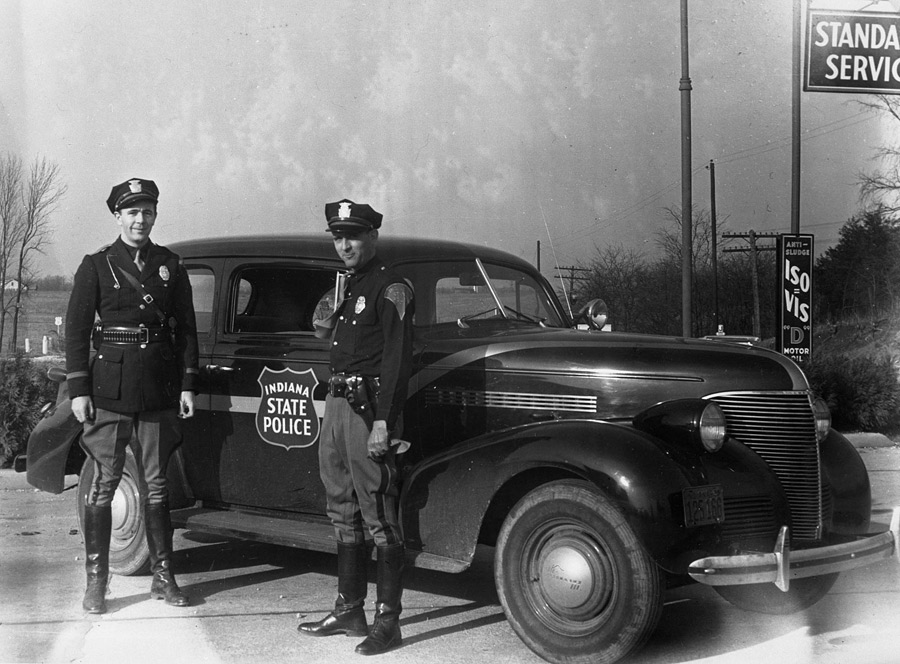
66, 178, 199, 614
298, 199, 413, 655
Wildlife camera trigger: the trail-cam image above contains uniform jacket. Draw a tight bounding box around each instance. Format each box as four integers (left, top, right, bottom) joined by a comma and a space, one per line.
330, 255, 414, 430
65, 237, 200, 413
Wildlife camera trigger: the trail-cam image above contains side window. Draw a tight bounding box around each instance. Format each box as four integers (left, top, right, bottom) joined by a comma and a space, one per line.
187, 267, 215, 336
229, 265, 335, 334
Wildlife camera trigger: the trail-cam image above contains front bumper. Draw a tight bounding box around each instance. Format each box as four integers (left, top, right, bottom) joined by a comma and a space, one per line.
688, 507, 900, 591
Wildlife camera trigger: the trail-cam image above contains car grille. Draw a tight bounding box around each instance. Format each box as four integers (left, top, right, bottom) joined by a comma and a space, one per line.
708, 391, 823, 541
722, 495, 776, 540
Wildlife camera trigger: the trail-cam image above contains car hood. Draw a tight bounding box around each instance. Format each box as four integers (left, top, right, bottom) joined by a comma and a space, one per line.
412, 325, 808, 419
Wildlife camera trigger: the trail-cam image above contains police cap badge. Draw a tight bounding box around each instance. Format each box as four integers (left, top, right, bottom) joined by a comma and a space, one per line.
106, 178, 159, 213
324, 199, 383, 233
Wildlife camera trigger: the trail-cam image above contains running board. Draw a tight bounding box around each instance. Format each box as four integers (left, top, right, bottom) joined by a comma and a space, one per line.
170, 505, 471, 573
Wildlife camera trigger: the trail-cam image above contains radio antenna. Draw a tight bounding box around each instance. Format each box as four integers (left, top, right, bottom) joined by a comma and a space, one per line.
538, 200, 574, 320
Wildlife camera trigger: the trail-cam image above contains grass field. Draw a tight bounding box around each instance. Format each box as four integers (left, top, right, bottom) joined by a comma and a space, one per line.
2, 290, 70, 356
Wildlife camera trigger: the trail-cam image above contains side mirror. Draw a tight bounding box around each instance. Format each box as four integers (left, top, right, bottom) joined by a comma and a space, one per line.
577, 298, 608, 330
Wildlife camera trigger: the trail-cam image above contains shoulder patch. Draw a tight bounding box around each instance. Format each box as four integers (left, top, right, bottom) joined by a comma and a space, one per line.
384, 282, 413, 320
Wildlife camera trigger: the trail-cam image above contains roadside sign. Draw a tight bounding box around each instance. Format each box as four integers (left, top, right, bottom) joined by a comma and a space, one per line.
777, 235, 814, 365
805, 9, 900, 94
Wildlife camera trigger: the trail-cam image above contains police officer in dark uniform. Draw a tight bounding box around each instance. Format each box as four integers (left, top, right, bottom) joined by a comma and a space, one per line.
66, 178, 199, 614
298, 199, 413, 656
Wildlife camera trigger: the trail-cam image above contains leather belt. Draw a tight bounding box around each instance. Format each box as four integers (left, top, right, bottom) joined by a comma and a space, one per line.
99, 326, 169, 344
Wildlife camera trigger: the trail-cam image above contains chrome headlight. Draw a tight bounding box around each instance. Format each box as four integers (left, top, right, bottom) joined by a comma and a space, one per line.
699, 402, 727, 452
633, 399, 728, 453
812, 397, 831, 443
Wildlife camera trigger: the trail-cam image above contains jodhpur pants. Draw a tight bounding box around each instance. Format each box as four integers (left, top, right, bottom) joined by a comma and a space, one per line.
318, 394, 402, 547
80, 407, 181, 507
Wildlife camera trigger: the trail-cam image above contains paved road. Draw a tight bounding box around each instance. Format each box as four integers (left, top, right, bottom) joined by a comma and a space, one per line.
1, 445, 898, 664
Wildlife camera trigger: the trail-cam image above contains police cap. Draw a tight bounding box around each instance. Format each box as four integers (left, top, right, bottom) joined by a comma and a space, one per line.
325, 199, 382, 233
106, 178, 159, 213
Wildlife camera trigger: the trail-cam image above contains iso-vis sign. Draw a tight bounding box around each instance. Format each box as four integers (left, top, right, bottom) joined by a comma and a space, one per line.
777, 235, 814, 364
805, 10, 900, 94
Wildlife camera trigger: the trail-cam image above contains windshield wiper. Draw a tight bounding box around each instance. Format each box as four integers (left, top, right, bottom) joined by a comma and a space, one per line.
455, 259, 546, 328
475, 257, 510, 320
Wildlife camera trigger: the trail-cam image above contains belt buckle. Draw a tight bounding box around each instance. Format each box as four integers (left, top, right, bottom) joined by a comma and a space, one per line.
139, 327, 149, 344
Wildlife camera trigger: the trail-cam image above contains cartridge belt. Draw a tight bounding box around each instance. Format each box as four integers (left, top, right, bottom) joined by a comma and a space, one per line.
97, 326, 169, 345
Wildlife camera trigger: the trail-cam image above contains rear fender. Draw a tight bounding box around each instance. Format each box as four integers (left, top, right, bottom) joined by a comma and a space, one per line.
25, 399, 83, 494
400, 419, 703, 568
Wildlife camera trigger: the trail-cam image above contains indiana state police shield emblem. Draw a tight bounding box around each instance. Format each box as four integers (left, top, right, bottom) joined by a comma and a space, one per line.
256, 366, 321, 450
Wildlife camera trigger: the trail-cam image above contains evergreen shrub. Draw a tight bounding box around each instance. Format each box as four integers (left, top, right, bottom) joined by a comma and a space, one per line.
806, 351, 900, 433
0, 356, 58, 467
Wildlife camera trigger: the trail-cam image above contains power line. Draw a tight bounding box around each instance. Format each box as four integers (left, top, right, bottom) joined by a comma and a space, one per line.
551, 111, 882, 263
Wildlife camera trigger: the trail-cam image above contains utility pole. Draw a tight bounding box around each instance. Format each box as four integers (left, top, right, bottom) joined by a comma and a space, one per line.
680, 0, 693, 338
723, 231, 778, 338
708, 159, 719, 328
554, 266, 591, 294
791, 0, 802, 234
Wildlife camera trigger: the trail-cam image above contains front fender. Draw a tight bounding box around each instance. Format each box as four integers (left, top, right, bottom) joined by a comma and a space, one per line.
400, 419, 712, 569
821, 428, 872, 535
25, 399, 83, 494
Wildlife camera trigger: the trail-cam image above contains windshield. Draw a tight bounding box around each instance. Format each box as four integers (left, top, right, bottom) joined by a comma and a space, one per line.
395, 260, 565, 329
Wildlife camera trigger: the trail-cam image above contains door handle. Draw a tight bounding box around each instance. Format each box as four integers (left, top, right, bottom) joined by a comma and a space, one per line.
206, 364, 235, 372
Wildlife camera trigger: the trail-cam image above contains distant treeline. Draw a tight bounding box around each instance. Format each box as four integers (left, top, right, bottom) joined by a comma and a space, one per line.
24, 275, 73, 291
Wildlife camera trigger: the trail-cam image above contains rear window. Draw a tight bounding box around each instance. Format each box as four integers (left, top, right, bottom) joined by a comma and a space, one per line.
229, 265, 336, 334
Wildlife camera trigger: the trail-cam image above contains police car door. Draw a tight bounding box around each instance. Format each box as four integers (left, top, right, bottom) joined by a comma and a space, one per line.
194, 259, 336, 514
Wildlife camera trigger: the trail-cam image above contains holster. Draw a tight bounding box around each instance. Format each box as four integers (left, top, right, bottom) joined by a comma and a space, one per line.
91, 322, 104, 350
345, 375, 374, 418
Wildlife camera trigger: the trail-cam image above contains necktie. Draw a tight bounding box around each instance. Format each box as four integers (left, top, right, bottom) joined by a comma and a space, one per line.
134, 248, 145, 272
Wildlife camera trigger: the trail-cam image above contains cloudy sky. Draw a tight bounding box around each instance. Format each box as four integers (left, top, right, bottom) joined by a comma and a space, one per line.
1, 0, 897, 279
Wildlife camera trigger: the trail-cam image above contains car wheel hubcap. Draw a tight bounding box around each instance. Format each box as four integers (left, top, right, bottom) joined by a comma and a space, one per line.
525, 523, 616, 635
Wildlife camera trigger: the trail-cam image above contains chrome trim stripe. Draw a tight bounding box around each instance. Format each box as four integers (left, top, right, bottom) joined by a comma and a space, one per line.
427, 389, 598, 413
194, 394, 326, 417
414, 340, 702, 395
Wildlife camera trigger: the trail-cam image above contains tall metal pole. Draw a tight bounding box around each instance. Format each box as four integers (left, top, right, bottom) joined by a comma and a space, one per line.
680, 0, 693, 337
791, 0, 802, 234
709, 159, 719, 329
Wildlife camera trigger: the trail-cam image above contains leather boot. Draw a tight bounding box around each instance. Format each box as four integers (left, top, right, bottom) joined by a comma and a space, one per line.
355, 543, 404, 655
145, 502, 190, 607
82, 504, 112, 614
298, 541, 369, 637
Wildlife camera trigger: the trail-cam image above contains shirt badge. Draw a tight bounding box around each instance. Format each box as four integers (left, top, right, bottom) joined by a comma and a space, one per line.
355, 296, 366, 314
159, 265, 170, 281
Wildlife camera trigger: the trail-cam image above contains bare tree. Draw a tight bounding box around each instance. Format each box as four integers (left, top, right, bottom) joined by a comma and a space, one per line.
8, 157, 67, 352
574, 244, 648, 332
657, 206, 724, 270
0, 154, 25, 351
858, 95, 900, 215
657, 206, 731, 336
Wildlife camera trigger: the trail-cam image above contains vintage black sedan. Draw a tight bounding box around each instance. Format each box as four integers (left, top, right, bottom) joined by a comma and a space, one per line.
23, 234, 899, 663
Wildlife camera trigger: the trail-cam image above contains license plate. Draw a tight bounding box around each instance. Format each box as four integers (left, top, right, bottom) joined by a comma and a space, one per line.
683, 485, 725, 527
